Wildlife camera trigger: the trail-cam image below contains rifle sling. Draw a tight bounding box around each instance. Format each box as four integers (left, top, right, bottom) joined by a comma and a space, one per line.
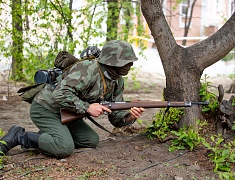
86, 116, 118, 137
86, 106, 169, 137
97, 62, 106, 97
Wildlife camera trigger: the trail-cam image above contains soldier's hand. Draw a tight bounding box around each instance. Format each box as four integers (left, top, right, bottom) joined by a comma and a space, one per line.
129, 107, 145, 119
125, 107, 145, 124
86, 103, 111, 117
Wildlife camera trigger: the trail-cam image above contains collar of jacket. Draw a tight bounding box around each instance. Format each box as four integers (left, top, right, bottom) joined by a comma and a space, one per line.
99, 63, 115, 81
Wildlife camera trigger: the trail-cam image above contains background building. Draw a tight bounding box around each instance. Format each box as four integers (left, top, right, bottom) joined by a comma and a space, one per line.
141, 0, 234, 47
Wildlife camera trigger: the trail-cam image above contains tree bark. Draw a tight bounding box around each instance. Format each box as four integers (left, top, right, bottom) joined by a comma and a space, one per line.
106, 0, 120, 42
67, 0, 73, 42
12, 0, 24, 81
140, 0, 235, 128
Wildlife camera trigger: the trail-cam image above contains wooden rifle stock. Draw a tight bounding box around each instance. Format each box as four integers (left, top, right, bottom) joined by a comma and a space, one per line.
60, 101, 209, 125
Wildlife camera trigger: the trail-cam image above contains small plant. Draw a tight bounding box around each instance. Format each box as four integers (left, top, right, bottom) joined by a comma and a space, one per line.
232, 122, 235, 131
203, 135, 235, 179
218, 171, 235, 180
199, 74, 219, 114
229, 73, 235, 83
146, 108, 184, 140
136, 119, 149, 128
169, 120, 206, 152
0, 128, 6, 169
232, 97, 235, 107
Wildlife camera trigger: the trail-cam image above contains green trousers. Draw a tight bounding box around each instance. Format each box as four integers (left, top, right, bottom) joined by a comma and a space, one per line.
30, 100, 99, 157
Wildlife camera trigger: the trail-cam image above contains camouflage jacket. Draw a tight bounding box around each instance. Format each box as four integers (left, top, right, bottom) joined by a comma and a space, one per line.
34, 60, 130, 127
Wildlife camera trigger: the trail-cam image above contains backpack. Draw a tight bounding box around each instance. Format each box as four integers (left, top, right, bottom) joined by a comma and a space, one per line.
18, 46, 101, 103
34, 46, 101, 85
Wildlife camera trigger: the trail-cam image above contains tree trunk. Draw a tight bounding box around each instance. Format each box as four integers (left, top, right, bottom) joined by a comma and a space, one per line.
12, 0, 24, 81
122, 2, 131, 41
106, 0, 120, 42
141, 0, 235, 128
67, 0, 73, 42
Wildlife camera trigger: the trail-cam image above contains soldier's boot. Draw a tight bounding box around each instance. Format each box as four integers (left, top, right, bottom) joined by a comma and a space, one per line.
0, 125, 40, 155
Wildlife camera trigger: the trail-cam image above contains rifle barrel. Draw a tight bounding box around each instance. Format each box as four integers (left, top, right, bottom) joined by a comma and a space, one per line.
101, 101, 209, 110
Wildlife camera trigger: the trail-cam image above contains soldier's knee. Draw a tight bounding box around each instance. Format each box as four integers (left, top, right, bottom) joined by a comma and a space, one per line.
75, 132, 99, 148
46, 143, 74, 157
90, 133, 99, 148
39, 134, 75, 157
56, 143, 75, 156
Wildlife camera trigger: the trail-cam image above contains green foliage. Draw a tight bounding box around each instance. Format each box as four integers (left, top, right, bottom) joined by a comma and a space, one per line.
199, 74, 219, 114
218, 171, 235, 180
0, 0, 146, 83
232, 122, 235, 131
203, 135, 235, 179
169, 120, 206, 152
144, 74, 235, 179
0, 128, 6, 169
221, 52, 234, 62
146, 108, 184, 140
129, 66, 141, 90
229, 73, 235, 83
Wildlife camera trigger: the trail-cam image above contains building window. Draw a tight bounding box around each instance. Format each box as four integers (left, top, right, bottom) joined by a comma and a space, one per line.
181, 0, 190, 18
232, 0, 235, 13
179, 0, 192, 28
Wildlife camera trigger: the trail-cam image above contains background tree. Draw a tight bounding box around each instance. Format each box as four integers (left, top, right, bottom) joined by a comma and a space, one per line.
0, 0, 146, 83
0, 0, 79, 82
12, 0, 24, 81
181, 0, 197, 46
49, 0, 75, 52
106, 0, 120, 41
140, 0, 235, 128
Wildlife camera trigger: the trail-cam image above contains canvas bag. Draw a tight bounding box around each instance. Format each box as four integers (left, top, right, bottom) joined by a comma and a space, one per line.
18, 47, 101, 104
17, 51, 78, 104
17, 83, 46, 104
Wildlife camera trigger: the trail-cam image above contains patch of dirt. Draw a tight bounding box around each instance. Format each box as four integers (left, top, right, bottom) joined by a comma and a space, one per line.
0, 71, 234, 179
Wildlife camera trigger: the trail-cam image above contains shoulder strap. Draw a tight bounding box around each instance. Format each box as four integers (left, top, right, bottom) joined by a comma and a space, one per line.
97, 61, 107, 98
87, 116, 117, 136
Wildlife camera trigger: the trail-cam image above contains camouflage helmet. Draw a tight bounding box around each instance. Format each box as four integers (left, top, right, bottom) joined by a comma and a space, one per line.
98, 40, 138, 67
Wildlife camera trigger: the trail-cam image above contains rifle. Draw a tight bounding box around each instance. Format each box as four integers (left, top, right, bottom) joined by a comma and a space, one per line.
60, 100, 209, 125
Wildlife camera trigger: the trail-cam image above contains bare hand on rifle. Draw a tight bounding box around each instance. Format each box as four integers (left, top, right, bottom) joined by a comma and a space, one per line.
86, 103, 112, 117
125, 107, 145, 123
86, 103, 145, 121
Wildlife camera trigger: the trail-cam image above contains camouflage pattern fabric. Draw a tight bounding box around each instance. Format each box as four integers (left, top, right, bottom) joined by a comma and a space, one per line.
34, 60, 129, 127
34, 40, 138, 127
98, 40, 138, 67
